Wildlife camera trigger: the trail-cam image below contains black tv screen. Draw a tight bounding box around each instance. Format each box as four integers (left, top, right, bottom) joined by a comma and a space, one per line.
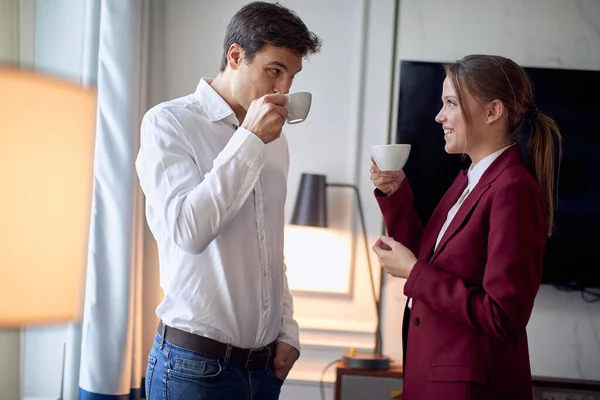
396, 60, 600, 290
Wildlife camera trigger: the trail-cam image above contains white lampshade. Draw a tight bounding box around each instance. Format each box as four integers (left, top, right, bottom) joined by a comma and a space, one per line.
0, 67, 96, 326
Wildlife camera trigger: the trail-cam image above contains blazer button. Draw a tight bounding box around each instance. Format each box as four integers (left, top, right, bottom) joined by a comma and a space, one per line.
412, 317, 420, 326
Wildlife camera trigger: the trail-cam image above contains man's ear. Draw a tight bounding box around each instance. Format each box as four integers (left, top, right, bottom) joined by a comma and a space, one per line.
227, 43, 244, 70
485, 99, 504, 124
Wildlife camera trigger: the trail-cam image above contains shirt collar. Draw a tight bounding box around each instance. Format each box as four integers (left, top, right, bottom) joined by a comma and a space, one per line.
467, 143, 515, 189
195, 78, 240, 127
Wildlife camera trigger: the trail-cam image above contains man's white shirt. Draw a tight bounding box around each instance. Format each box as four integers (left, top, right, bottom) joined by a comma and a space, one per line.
135, 78, 299, 351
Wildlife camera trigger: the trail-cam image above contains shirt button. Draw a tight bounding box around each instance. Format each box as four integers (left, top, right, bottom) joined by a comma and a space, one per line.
263, 305, 268, 311
263, 270, 268, 276
258, 159, 263, 165
413, 317, 420, 326
260, 235, 265, 242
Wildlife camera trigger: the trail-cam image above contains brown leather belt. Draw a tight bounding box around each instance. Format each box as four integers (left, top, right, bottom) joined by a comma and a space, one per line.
157, 320, 275, 370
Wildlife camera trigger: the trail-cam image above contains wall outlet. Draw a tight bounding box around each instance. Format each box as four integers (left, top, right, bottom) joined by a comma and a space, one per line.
541, 392, 595, 400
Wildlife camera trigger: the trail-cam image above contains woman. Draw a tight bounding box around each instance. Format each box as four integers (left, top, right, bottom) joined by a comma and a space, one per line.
371, 55, 562, 399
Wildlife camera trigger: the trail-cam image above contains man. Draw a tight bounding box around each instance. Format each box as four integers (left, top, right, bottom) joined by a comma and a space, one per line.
135, 2, 321, 399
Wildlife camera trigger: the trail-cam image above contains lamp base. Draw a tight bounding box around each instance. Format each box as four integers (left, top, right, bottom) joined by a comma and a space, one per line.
342, 351, 390, 370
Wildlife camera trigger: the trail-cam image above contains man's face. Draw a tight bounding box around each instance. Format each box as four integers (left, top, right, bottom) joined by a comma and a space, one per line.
231, 44, 303, 110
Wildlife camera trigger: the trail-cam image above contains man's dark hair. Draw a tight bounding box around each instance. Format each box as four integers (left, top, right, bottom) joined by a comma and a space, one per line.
220, 1, 322, 71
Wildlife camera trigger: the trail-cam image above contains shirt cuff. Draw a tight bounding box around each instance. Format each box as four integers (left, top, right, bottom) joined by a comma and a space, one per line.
277, 336, 301, 355
277, 321, 301, 354
218, 127, 266, 168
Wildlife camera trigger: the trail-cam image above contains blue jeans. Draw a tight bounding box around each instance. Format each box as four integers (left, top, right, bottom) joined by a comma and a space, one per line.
145, 333, 284, 400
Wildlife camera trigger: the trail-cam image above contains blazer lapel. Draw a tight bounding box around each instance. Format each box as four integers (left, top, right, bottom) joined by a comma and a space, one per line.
429, 184, 490, 262
419, 171, 468, 260
428, 145, 523, 263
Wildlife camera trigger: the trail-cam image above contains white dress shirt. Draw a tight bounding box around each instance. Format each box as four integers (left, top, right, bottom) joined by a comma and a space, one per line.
135, 78, 299, 351
408, 143, 514, 309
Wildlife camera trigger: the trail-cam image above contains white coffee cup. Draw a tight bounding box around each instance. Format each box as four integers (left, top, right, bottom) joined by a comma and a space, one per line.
284, 92, 312, 124
371, 144, 411, 171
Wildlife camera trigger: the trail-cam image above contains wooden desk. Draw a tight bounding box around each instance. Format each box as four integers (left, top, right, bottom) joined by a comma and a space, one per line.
335, 361, 403, 400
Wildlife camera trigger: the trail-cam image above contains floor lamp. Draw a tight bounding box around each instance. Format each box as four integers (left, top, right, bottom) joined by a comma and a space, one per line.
290, 173, 390, 370
0, 66, 96, 327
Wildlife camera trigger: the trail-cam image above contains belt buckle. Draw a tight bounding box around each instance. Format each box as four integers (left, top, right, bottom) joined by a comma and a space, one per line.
245, 346, 269, 369
245, 349, 254, 369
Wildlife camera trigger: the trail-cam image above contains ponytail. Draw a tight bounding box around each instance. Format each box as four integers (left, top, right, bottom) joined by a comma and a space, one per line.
526, 109, 562, 236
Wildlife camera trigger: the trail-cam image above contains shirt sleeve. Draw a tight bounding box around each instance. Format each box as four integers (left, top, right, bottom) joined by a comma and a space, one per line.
135, 108, 266, 254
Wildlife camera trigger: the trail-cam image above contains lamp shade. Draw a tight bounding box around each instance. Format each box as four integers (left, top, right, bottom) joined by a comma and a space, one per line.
0, 67, 96, 326
290, 173, 328, 228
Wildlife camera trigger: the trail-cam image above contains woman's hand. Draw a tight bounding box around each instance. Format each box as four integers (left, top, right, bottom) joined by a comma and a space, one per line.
372, 236, 417, 279
370, 157, 405, 196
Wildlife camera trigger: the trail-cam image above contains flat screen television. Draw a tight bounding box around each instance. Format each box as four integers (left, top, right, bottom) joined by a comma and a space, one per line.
395, 60, 600, 293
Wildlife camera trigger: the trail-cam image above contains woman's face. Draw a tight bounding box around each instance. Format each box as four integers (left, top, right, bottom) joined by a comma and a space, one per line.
435, 77, 489, 156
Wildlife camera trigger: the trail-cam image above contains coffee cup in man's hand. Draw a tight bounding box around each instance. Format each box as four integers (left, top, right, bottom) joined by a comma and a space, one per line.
284, 92, 312, 124
242, 94, 288, 144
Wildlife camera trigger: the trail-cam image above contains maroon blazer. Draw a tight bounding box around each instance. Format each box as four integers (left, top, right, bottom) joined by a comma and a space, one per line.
376, 146, 547, 400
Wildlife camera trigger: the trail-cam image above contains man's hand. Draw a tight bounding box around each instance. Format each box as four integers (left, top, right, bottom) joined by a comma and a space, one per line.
272, 341, 299, 381
241, 94, 288, 144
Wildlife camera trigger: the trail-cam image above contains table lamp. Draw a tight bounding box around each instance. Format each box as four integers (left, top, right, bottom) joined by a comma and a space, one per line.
0, 66, 96, 327
290, 173, 390, 370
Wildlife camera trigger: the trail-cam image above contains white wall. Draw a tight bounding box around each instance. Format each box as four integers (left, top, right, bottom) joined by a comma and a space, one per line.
397, 0, 600, 69
33, 0, 85, 80
379, 0, 600, 381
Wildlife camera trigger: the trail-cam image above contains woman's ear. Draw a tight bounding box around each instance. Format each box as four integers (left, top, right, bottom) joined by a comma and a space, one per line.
485, 99, 504, 124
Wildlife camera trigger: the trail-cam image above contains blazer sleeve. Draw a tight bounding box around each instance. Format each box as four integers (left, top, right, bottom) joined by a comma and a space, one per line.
403, 176, 547, 342
375, 178, 424, 256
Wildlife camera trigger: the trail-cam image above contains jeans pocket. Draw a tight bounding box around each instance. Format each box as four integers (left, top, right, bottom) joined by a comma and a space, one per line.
145, 355, 158, 398
168, 355, 223, 381
268, 369, 285, 385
